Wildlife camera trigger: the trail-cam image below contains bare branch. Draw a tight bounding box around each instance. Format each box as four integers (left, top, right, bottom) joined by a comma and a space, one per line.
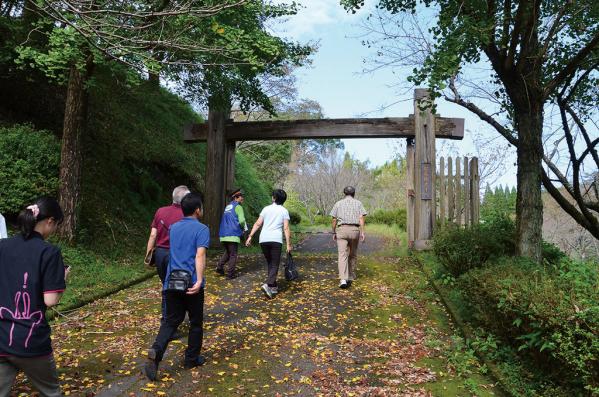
446, 79, 518, 146
544, 30, 599, 97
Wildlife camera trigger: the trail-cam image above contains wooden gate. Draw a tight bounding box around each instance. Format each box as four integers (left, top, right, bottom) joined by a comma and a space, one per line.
186, 89, 466, 248
437, 156, 480, 226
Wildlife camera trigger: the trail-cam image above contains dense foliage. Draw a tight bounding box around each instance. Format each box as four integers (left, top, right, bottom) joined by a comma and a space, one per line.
0, 65, 271, 249
428, 214, 598, 394
0, 124, 60, 214
460, 257, 598, 394
432, 217, 516, 276
368, 208, 407, 228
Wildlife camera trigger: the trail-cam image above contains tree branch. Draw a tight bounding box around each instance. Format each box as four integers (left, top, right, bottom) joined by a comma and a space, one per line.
541, 168, 599, 240
544, 30, 599, 97
446, 79, 518, 146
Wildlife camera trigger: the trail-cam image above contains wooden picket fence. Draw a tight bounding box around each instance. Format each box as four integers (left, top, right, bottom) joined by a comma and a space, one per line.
437, 156, 480, 226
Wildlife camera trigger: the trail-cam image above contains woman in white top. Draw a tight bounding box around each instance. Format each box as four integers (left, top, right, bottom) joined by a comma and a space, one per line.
245, 189, 292, 299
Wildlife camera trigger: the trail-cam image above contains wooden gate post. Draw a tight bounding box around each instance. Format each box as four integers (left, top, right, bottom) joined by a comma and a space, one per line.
406, 138, 416, 249
225, 140, 236, 193
413, 89, 436, 249
205, 105, 229, 245
439, 156, 446, 224
470, 157, 480, 224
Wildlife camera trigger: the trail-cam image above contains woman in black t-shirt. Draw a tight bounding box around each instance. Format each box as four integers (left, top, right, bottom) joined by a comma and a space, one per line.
0, 197, 68, 397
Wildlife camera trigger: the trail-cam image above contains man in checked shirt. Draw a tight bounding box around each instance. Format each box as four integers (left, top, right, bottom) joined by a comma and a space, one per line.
329, 186, 368, 289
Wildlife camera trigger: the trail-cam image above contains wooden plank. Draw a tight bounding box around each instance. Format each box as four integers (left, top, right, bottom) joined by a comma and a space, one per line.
439, 156, 446, 223
447, 156, 454, 222
204, 107, 228, 246
406, 139, 416, 248
471, 157, 480, 225
183, 116, 465, 142
225, 141, 236, 193
463, 156, 470, 226
414, 89, 436, 242
455, 158, 462, 225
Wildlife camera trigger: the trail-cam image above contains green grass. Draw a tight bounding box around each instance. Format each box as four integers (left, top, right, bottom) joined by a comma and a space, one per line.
56, 245, 154, 310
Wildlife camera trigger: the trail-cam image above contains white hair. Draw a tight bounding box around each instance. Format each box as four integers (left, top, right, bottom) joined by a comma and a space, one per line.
172, 185, 190, 204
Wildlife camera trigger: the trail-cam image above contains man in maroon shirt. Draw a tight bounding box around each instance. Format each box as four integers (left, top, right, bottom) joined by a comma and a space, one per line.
145, 185, 190, 282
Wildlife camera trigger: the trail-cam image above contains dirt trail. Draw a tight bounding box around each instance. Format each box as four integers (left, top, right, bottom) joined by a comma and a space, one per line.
12, 233, 501, 397
294, 232, 386, 254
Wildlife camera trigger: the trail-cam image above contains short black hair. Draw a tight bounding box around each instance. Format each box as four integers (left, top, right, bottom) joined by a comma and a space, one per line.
343, 186, 355, 197
181, 192, 203, 216
272, 189, 287, 205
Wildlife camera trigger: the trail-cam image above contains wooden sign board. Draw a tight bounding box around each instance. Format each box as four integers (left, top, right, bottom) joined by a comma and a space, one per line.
421, 162, 433, 200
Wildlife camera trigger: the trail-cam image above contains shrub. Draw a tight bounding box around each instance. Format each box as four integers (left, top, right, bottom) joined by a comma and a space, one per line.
288, 210, 302, 225
0, 124, 60, 215
541, 240, 567, 265
313, 214, 330, 225
432, 217, 515, 276
368, 208, 407, 229
458, 257, 599, 392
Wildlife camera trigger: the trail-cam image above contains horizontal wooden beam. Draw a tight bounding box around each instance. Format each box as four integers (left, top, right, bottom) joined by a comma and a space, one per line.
183, 117, 464, 142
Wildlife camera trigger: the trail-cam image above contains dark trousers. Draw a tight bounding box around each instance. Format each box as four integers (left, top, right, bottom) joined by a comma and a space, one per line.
151, 289, 204, 364
217, 242, 238, 276
154, 247, 170, 283
260, 242, 282, 287
0, 355, 61, 397
154, 247, 170, 323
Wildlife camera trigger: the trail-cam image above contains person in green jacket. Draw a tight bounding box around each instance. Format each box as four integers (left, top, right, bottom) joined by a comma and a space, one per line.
216, 189, 247, 279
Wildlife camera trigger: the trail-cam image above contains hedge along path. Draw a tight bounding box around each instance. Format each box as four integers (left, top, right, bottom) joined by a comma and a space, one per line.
12, 233, 503, 396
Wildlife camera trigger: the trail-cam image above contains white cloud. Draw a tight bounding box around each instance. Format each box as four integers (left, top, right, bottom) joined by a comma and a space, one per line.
274, 0, 367, 39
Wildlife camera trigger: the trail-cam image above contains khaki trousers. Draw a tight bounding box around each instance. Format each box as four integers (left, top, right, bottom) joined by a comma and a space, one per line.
336, 225, 360, 280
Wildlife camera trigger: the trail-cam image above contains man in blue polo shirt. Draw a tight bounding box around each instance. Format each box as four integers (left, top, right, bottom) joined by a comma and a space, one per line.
144, 192, 209, 381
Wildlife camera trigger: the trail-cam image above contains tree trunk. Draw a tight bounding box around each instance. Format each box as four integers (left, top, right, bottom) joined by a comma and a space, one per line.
514, 104, 544, 262
57, 61, 92, 241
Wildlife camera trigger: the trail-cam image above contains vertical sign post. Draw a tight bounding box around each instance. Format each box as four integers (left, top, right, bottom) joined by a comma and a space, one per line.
413, 89, 436, 249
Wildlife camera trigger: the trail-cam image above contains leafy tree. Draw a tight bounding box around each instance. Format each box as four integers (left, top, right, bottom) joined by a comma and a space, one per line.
342, 0, 599, 261
11, 0, 312, 240
481, 183, 516, 220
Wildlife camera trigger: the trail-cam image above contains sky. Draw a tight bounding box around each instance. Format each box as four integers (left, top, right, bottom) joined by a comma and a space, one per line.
271, 0, 518, 188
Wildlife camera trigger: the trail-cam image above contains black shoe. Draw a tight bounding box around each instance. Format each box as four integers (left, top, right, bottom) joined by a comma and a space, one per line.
215, 268, 225, 275
144, 348, 159, 381
184, 355, 206, 369
226, 273, 238, 280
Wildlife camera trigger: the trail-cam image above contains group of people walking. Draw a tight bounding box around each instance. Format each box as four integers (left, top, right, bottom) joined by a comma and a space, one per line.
0, 184, 367, 395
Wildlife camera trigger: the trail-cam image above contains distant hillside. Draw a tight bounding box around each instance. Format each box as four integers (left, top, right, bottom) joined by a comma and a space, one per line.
543, 191, 598, 260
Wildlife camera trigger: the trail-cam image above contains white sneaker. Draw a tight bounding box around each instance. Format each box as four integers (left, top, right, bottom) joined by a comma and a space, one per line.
271, 287, 278, 294
339, 280, 348, 289
261, 283, 274, 299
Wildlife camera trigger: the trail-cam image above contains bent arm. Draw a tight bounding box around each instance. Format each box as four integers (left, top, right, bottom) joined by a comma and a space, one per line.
44, 292, 63, 307
236, 206, 247, 230
187, 247, 206, 294
195, 247, 206, 284
146, 228, 158, 257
